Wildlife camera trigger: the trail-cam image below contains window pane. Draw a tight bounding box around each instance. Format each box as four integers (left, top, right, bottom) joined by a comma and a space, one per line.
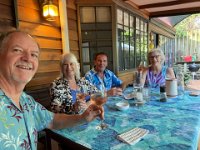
130, 16, 134, 28
83, 65, 91, 75
117, 9, 123, 24
118, 41, 124, 71
124, 12, 129, 26
118, 24, 123, 41
136, 17, 140, 30
96, 7, 111, 22
80, 7, 95, 23
124, 26, 129, 41
82, 46, 90, 62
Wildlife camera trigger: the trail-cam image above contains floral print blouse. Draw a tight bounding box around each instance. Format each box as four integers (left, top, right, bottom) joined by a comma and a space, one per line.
0, 90, 54, 150
49, 77, 99, 114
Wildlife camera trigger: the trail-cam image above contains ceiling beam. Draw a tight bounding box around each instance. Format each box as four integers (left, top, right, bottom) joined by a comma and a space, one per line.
139, 0, 200, 9
150, 7, 200, 17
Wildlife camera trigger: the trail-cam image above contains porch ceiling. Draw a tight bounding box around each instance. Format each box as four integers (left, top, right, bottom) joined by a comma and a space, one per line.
123, 0, 200, 26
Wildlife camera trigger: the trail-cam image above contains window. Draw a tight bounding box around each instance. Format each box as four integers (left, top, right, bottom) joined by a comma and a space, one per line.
80, 6, 112, 74
117, 8, 148, 71
159, 35, 175, 67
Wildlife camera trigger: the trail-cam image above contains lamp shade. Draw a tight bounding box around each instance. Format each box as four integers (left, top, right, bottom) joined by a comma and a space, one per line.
43, 0, 58, 21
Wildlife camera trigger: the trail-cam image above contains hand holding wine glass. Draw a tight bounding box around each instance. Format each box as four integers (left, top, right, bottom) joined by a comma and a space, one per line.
90, 91, 108, 130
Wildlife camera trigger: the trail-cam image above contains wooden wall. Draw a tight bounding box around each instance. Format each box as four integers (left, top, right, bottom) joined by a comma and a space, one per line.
17, 0, 63, 90
0, 0, 15, 32
66, 0, 79, 59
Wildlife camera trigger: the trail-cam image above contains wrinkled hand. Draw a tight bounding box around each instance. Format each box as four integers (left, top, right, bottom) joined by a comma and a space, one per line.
107, 87, 123, 96
82, 104, 104, 122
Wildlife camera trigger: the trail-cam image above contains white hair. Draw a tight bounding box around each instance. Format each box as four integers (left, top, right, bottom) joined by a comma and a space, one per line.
60, 52, 80, 79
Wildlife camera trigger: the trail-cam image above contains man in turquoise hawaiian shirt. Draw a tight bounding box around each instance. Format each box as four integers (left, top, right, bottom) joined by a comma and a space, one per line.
85, 52, 125, 96
0, 31, 103, 150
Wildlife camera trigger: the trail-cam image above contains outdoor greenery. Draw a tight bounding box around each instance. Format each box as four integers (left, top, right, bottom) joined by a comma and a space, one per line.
175, 14, 200, 38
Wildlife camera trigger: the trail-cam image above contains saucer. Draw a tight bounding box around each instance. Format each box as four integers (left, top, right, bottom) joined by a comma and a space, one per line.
115, 101, 130, 111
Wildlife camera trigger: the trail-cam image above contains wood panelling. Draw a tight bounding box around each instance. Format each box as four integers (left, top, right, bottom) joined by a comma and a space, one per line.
69, 40, 79, 51
17, 0, 39, 10
67, 0, 76, 10
69, 30, 78, 41
39, 49, 62, 61
0, 0, 15, 32
35, 37, 62, 49
68, 19, 77, 31
0, 20, 15, 32
27, 73, 59, 88
19, 22, 61, 38
67, 8, 77, 20
0, 4, 13, 20
0, 0, 12, 5
15, 0, 62, 90
17, 5, 60, 27
37, 60, 60, 73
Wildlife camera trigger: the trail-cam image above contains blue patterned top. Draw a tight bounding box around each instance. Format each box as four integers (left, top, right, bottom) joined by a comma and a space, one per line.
85, 68, 122, 91
0, 90, 54, 150
145, 66, 167, 88
52, 88, 200, 150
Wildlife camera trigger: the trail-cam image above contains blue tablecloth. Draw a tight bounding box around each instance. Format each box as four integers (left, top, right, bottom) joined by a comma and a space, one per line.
53, 88, 200, 150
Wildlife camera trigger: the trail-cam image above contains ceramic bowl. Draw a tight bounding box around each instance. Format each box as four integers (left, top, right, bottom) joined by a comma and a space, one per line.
115, 101, 129, 111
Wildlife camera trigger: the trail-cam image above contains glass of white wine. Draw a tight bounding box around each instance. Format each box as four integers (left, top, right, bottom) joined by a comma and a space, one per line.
90, 91, 108, 130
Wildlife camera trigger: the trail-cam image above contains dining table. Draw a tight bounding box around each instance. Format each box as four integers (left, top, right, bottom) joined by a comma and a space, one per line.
45, 87, 200, 150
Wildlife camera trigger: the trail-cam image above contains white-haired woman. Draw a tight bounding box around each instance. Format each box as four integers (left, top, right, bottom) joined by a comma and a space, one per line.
140, 48, 175, 88
50, 53, 99, 114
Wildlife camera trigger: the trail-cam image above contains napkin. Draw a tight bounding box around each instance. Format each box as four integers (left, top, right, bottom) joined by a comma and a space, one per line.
117, 127, 149, 145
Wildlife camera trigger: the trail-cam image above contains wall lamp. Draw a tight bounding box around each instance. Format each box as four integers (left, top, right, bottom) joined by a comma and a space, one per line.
42, 0, 58, 21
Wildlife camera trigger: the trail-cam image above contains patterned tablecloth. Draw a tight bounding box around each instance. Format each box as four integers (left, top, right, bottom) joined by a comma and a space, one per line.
52, 88, 200, 150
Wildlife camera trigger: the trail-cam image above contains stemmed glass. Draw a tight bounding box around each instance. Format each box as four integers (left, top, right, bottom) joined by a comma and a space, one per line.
138, 61, 147, 72
90, 91, 108, 130
76, 86, 88, 114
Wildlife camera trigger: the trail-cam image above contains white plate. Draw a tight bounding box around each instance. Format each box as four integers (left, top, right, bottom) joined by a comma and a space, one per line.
115, 101, 130, 111
124, 93, 135, 100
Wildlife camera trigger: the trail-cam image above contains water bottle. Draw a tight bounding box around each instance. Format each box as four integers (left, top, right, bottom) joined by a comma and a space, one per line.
176, 69, 184, 98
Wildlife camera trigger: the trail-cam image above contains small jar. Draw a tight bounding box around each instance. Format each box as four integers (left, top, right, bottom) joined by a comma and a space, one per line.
160, 86, 167, 102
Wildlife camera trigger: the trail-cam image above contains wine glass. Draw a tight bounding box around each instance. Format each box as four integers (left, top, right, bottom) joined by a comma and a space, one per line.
138, 61, 147, 72
76, 86, 88, 114
90, 91, 108, 130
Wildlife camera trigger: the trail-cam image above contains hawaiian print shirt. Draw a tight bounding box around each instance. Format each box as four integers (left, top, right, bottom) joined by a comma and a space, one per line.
85, 68, 122, 92
50, 77, 99, 114
0, 90, 54, 150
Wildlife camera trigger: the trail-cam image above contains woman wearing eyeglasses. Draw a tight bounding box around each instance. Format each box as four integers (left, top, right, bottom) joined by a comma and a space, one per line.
140, 48, 175, 88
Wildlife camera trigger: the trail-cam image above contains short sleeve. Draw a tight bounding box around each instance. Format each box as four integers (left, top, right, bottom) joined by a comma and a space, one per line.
31, 98, 54, 131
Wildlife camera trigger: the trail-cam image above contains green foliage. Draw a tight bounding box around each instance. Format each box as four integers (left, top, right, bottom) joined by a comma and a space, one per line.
175, 14, 200, 38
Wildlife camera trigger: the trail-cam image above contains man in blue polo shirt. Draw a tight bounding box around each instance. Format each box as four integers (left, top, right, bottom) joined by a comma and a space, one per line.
85, 52, 125, 96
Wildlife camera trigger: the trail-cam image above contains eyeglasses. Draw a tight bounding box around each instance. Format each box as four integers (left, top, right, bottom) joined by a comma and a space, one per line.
149, 55, 160, 60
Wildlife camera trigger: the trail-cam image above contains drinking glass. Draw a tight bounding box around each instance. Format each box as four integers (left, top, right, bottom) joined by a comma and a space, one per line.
76, 86, 88, 114
90, 91, 108, 130
138, 61, 147, 72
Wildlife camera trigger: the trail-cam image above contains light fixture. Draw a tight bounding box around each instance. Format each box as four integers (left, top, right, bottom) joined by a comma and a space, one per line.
42, 0, 58, 21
